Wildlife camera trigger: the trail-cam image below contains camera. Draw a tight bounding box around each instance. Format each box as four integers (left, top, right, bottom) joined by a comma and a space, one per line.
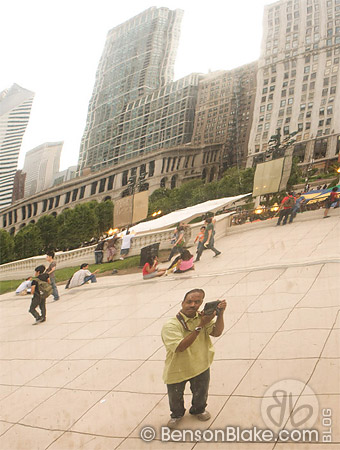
203, 300, 221, 316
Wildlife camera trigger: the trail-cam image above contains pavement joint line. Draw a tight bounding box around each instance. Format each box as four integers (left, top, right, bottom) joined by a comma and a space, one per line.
194, 268, 289, 442
46, 299, 183, 447
203, 264, 326, 441
272, 308, 340, 448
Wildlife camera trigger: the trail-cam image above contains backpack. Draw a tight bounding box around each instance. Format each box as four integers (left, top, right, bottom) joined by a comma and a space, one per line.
33, 277, 53, 298
284, 196, 295, 208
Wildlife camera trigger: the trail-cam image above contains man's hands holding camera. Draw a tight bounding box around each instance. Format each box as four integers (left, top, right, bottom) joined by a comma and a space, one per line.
199, 299, 227, 326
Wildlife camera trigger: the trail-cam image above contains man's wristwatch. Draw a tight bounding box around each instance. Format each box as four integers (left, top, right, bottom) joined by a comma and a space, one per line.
194, 326, 202, 332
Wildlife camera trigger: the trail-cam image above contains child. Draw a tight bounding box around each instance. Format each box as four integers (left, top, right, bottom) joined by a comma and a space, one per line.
194, 226, 206, 262
46, 251, 60, 301
29, 265, 50, 324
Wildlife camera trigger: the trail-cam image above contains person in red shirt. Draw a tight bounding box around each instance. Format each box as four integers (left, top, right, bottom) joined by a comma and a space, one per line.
324, 187, 339, 218
143, 256, 166, 280
276, 192, 295, 226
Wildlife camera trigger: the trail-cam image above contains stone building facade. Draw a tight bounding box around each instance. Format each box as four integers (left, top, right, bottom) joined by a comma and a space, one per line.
1, 145, 221, 234
247, 0, 340, 169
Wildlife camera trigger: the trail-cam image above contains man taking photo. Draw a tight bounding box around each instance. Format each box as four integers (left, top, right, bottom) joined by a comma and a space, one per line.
161, 288, 227, 429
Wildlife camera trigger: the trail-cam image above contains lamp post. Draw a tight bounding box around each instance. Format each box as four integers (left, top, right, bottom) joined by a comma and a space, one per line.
127, 170, 148, 227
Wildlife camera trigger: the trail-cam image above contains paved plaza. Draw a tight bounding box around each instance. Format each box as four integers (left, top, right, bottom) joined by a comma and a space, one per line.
0, 209, 339, 449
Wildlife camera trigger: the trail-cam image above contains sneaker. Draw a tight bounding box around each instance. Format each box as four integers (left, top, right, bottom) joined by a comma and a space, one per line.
324, 216, 330, 219
53, 298, 60, 301
35, 316, 42, 322
196, 411, 211, 421
213, 251, 221, 257
167, 417, 183, 429
38, 317, 46, 323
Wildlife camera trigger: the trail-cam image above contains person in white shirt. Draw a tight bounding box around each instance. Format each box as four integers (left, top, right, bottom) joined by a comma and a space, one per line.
120, 229, 133, 260
15, 277, 32, 295
67, 264, 99, 289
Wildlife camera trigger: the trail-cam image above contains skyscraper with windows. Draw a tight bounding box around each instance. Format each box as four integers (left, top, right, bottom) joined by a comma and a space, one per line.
247, 0, 340, 169
192, 63, 257, 171
0, 84, 34, 209
78, 7, 184, 174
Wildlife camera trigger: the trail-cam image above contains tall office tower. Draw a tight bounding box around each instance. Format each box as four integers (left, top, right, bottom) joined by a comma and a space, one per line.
192, 63, 258, 171
78, 7, 183, 174
0, 84, 34, 209
23, 142, 63, 197
247, 0, 340, 169
11, 170, 26, 203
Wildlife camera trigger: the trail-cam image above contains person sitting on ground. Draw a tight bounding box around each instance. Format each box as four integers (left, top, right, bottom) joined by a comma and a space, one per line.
29, 265, 50, 324
167, 250, 195, 274
67, 263, 99, 289
324, 187, 340, 218
16, 277, 32, 295
142, 255, 166, 279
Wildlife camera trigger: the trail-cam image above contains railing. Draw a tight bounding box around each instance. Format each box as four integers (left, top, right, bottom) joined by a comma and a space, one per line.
0, 213, 233, 281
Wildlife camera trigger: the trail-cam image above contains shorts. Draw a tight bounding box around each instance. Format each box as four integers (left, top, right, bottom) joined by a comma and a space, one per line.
143, 271, 159, 279
120, 248, 129, 256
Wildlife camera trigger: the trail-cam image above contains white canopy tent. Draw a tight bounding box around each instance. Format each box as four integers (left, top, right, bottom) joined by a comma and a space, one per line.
131, 193, 251, 234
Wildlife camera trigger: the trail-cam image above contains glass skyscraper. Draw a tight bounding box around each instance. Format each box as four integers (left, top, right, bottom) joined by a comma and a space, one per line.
78, 7, 184, 174
0, 84, 34, 209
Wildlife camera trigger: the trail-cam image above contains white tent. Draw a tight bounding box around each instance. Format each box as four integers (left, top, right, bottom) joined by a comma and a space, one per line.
132, 193, 251, 234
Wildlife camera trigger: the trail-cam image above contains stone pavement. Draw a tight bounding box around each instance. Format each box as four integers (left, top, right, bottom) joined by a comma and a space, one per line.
0, 209, 339, 450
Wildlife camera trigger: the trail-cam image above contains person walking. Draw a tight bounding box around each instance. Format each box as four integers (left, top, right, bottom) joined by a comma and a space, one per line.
46, 251, 60, 301
161, 289, 226, 429
276, 192, 295, 226
194, 226, 205, 262
196, 218, 221, 261
324, 187, 340, 218
29, 265, 51, 324
167, 225, 186, 261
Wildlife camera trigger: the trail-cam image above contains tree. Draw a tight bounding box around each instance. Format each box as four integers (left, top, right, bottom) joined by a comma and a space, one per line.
0, 229, 15, 264
148, 167, 255, 216
96, 200, 114, 235
36, 215, 58, 252
14, 224, 43, 260
56, 204, 98, 250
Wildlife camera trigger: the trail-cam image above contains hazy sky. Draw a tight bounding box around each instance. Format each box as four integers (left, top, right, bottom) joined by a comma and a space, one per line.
1, 0, 272, 170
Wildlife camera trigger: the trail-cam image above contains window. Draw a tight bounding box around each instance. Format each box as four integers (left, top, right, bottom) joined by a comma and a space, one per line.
319, 107, 325, 115
288, 98, 294, 104
280, 100, 286, 107
267, 103, 273, 111
327, 105, 333, 114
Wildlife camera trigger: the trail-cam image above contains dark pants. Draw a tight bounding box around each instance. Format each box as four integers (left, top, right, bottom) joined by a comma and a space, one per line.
277, 208, 292, 225
29, 294, 46, 320
82, 274, 97, 284
168, 245, 183, 261
196, 239, 220, 261
95, 251, 103, 264
167, 368, 210, 418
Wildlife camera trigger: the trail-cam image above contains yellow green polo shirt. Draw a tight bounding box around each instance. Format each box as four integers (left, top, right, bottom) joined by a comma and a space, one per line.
161, 312, 216, 384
